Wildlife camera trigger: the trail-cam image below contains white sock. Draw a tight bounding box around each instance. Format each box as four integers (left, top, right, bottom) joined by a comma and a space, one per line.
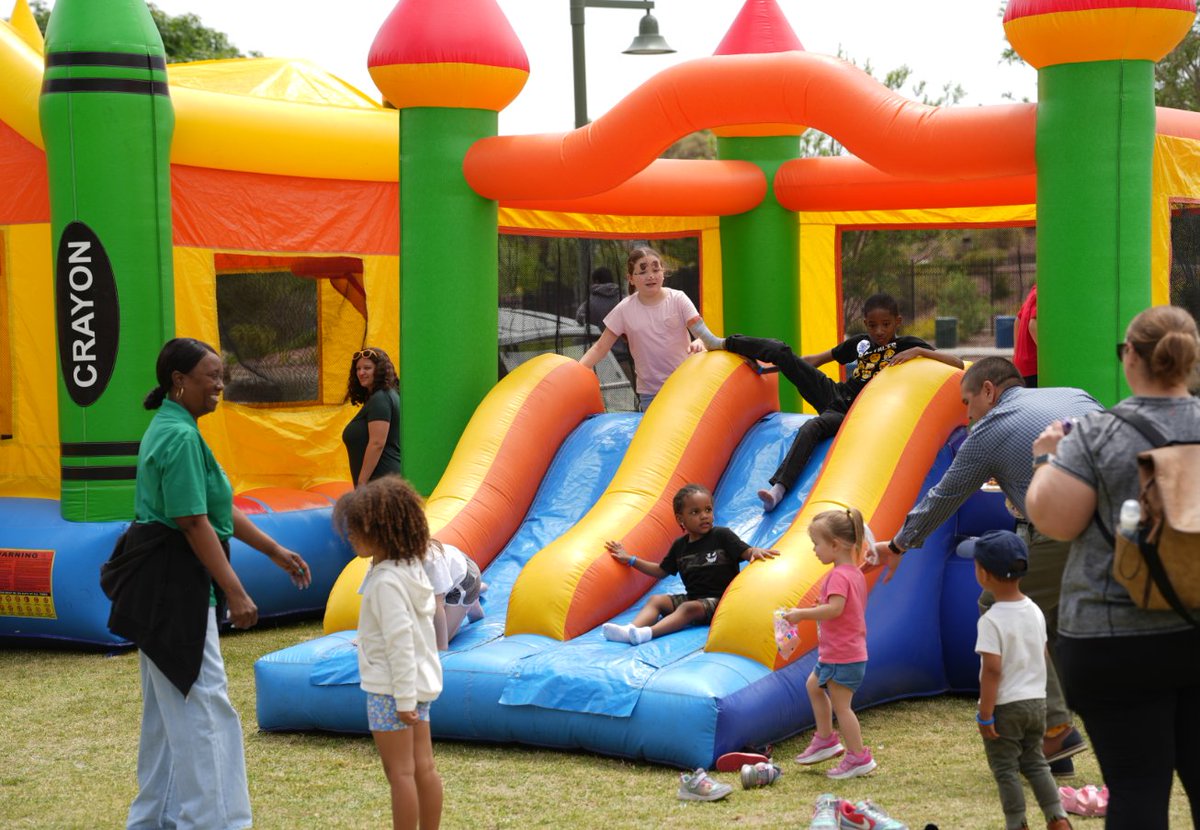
757, 483, 786, 512
629, 625, 654, 645
603, 622, 632, 643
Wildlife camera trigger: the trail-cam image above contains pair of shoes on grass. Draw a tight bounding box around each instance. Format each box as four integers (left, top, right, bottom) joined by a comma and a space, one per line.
809, 792, 909, 830
795, 731, 877, 779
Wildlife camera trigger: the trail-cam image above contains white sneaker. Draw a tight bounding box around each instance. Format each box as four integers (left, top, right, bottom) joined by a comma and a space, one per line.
677, 768, 732, 801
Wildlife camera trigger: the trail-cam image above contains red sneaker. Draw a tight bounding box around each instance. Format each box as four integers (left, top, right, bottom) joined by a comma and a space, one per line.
714, 751, 770, 772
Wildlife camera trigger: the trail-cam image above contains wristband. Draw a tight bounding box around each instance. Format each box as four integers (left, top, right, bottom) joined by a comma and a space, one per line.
627, 556, 637, 567
888, 539, 904, 556
975, 712, 995, 726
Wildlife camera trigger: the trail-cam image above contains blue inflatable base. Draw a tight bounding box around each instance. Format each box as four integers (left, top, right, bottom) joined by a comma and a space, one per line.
0, 497, 353, 646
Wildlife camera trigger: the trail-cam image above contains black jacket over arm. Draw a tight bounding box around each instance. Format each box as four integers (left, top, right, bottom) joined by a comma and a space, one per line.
100, 522, 228, 696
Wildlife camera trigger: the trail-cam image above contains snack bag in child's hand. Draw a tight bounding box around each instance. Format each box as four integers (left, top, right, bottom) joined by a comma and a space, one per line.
773, 608, 799, 659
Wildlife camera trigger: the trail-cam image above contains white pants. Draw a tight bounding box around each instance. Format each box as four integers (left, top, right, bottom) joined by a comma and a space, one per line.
127, 608, 252, 830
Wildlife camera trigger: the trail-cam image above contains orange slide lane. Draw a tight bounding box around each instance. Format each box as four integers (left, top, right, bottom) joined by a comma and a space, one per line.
323, 355, 603, 633
505, 352, 778, 641
706, 358, 967, 669
465, 52, 1036, 202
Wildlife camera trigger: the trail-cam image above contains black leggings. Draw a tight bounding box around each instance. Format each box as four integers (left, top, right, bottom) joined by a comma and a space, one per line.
1057, 628, 1200, 830
725, 335, 851, 490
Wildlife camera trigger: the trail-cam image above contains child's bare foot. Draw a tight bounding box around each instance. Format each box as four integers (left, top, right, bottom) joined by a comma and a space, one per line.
757, 483, 786, 512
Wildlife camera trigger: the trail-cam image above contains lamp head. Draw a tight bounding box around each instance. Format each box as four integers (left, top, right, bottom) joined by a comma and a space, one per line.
623, 12, 675, 55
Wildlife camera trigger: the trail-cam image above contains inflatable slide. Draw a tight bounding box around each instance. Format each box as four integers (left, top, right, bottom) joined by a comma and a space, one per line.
256, 352, 1005, 768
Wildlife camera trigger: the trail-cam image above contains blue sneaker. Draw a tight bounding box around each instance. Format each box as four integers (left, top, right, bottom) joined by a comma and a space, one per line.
809, 792, 840, 830
852, 799, 910, 830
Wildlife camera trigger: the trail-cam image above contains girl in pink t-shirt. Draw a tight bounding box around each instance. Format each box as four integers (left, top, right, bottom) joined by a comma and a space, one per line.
578, 246, 723, 411
782, 507, 876, 780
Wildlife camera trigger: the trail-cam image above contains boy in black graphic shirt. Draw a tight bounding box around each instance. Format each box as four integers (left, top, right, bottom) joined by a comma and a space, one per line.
703, 293, 963, 511
602, 484, 778, 645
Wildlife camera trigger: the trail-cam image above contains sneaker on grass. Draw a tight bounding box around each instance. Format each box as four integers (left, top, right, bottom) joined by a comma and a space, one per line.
853, 799, 910, 829
795, 731, 844, 765
677, 768, 732, 802
807, 792, 840, 830
827, 747, 876, 780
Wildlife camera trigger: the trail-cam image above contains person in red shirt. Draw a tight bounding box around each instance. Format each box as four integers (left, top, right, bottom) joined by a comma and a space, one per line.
1013, 285, 1039, 387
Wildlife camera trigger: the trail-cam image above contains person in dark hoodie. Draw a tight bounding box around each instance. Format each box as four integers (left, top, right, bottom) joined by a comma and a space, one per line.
576, 265, 636, 388
105, 337, 311, 830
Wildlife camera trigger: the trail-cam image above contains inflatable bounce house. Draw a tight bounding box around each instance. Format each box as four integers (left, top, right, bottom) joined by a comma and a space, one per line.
2, 0, 1199, 767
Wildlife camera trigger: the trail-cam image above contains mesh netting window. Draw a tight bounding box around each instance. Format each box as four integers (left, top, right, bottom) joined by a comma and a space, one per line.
1170, 205, 1200, 322
215, 262, 324, 405
840, 226, 1036, 346
498, 233, 700, 410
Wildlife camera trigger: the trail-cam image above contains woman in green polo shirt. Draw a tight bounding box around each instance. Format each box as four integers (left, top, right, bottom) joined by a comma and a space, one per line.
116, 337, 312, 830
341, 346, 402, 486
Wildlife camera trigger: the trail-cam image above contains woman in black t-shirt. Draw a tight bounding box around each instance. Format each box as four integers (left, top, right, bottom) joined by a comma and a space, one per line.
342, 347, 401, 486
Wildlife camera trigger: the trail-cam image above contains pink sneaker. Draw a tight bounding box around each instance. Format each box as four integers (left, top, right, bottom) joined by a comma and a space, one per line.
827, 747, 877, 780
795, 731, 844, 765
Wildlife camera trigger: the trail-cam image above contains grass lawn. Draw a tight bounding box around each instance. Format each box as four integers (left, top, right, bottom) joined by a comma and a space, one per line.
1, 620, 1192, 829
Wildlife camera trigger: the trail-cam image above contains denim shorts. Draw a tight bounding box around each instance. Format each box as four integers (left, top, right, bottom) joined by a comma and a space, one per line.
814, 660, 867, 692
366, 694, 431, 732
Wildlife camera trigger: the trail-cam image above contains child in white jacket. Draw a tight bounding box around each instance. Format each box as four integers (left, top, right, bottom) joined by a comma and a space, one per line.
335, 477, 443, 830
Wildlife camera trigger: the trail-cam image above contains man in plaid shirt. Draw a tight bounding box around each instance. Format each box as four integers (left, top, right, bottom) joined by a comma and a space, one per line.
874, 357, 1101, 775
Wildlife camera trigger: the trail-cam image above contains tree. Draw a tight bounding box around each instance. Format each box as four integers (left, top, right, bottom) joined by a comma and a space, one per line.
1155, 18, 1200, 110
27, 1, 258, 62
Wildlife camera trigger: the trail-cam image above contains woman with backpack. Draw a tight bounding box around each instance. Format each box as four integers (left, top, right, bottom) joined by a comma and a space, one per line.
1025, 305, 1200, 830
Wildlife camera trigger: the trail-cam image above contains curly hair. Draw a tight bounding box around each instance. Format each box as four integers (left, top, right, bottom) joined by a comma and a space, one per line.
809, 506, 867, 565
344, 347, 398, 406
332, 476, 428, 563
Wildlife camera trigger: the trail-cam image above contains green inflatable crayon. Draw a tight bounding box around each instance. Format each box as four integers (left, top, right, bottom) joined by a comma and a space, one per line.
40, 0, 175, 521
1003, 1, 1194, 403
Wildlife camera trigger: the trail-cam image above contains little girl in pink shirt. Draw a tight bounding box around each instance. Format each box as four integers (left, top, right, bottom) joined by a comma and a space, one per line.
578, 246, 723, 412
783, 506, 876, 780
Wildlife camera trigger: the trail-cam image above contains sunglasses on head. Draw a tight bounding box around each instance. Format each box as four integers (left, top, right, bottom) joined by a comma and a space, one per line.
353, 348, 379, 361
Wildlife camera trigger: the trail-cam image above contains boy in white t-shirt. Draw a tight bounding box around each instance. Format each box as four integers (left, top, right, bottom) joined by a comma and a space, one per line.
965, 530, 1072, 830
422, 540, 484, 650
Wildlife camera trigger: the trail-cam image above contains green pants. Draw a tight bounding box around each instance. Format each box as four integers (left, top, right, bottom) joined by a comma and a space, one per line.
978, 526, 1072, 730
981, 698, 1066, 830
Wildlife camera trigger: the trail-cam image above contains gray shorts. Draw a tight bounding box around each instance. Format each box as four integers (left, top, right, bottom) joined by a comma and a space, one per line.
445, 557, 481, 607
668, 594, 720, 624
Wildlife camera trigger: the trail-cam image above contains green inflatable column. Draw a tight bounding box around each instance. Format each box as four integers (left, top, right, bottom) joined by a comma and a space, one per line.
398, 109, 498, 492
40, 0, 175, 521
368, 0, 530, 494
717, 135, 801, 413
1004, 1, 1194, 404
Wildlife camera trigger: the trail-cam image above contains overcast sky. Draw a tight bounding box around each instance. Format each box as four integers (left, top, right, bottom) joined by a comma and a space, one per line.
86, 1, 1039, 134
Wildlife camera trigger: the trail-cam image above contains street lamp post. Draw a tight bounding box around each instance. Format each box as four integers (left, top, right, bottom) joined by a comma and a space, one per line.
570, 0, 674, 129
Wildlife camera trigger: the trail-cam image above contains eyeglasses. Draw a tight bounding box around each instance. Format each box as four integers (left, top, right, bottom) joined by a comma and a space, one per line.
1115, 342, 1128, 362
353, 349, 379, 361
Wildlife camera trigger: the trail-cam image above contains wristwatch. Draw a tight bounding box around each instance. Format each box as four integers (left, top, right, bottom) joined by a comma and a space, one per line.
1032, 452, 1056, 471
887, 539, 904, 556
